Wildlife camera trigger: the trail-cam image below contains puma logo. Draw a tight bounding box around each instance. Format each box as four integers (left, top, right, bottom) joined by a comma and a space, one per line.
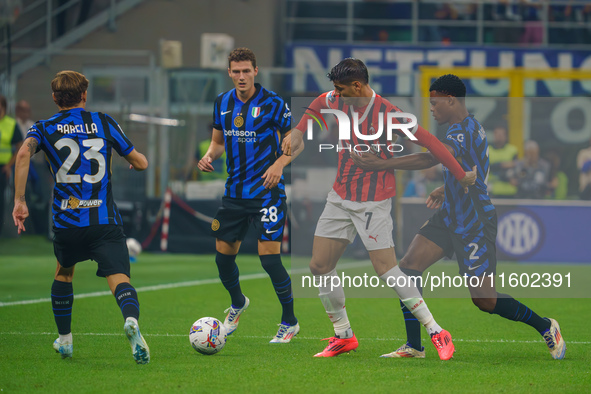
369, 235, 379, 243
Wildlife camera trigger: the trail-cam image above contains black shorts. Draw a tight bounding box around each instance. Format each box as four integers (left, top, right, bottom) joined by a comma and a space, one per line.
53, 225, 130, 278
210, 197, 287, 242
418, 210, 498, 277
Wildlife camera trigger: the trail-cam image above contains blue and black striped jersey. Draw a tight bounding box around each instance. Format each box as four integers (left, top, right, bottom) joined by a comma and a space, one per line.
213, 83, 291, 200
27, 108, 134, 229
441, 115, 495, 234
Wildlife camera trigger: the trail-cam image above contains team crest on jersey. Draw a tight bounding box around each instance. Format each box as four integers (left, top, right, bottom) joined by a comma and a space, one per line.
234, 116, 244, 128
60, 196, 102, 210
211, 219, 220, 231
327, 90, 336, 103
251, 107, 261, 118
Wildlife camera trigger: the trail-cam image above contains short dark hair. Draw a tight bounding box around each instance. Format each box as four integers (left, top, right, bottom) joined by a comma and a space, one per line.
429, 74, 466, 97
51, 70, 89, 108
0, 95, 6, 111
327, 58, 369, 85
228, 47, 257, 69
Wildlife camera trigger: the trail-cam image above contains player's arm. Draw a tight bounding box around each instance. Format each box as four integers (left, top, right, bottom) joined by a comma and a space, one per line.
405, 126, 476, 192
280, 130, 306, 163
263, 96, 303, 189
408, 126, 471, 180
351, 150, 440, 171
426, 185, 445, 210
125, 149, 148, 171
281, 128, 304, 157
105, 114, 148, 171
197, 128, 225, 173
350, 108, 462, 173
282, 93, 327, 155
350, 124, 461, 171
262, 132, 305, 189
352, 126, 476, 192
12, 137, 37, 234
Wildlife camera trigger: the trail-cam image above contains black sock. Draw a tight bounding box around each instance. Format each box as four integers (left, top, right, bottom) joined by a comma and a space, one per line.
51, 280, 73, 335
492, 293, 551, 334
216, 252, 245, 308
114, 283, 140, 320
399, 268, 423, 350
260, 254, 296, 326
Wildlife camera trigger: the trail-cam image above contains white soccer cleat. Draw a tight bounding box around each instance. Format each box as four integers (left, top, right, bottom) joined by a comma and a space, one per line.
542, 318, 566, 360
223, 296, 250, 336
53, 338, 73, 359
124, 317, 150, 364
270, 322, 300, 343
380, 343, 425, 358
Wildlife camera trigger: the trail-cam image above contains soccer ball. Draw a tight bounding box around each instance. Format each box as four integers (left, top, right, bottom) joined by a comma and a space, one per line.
126, 238, 142, 258
189, 317, 227, 355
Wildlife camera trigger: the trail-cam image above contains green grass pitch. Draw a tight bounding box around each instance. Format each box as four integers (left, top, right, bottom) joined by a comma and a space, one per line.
1, 236, 590, 393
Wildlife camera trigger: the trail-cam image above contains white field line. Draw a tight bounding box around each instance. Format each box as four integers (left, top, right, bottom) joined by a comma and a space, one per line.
0, 331, 589, 345
0, 261, 371, 307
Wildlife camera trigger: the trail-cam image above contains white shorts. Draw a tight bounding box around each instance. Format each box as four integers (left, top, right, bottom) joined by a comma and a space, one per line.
314, 189, 394, 251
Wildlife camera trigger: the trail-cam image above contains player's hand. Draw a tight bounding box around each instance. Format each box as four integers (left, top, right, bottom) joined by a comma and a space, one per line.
197, 156, 214, 172
281, 133, 292, 155
12, 200, 29, 234
350, 151, 385, 171
459, 165, 477, 193
282, 130, 303, 156
426, 186, 445, 210
261, 162, 284, 189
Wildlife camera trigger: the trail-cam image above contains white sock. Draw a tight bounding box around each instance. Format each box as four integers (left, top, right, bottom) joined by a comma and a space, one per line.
379, 266, 443, 335
59, 332, 72, 344
316, 268, 352, 338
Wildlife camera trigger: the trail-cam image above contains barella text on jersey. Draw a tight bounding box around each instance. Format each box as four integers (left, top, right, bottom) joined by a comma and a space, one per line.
57, 123, 99, 134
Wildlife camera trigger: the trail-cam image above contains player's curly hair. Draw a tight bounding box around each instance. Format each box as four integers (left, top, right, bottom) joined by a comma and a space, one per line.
430, 74, 466, 98
327, 58, 369, 85
228, 47, 257, 69
51, 70, 89, 108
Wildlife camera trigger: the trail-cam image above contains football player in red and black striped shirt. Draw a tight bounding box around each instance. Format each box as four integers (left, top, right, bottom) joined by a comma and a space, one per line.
284, 58, 475, 359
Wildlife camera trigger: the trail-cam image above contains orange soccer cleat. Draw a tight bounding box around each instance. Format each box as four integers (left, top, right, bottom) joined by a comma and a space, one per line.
430, 329, 455, 360
313, 334, 359, 357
